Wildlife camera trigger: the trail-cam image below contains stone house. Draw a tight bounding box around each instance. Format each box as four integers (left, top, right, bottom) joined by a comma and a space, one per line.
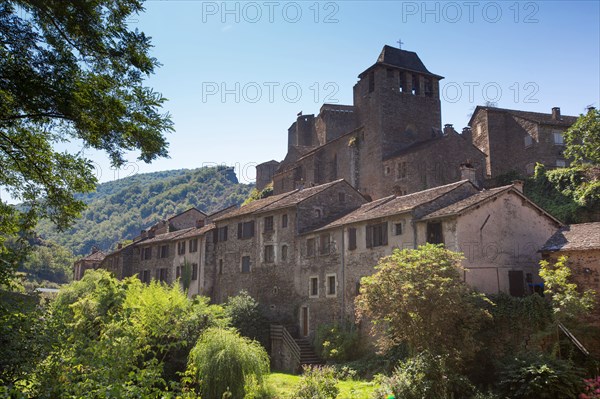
540, 222, 600, 329
298, 180, 561, 338
468, 106, 578, 178
73, 248, 105, 280
262, 46, 487, 200
172, 223, 215, 297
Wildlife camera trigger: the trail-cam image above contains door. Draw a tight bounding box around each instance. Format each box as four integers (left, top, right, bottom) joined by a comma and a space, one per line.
301, 306, 309, 336
509, 270, 525, 297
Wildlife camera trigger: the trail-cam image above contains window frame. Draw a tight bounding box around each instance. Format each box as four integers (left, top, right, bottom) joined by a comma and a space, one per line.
309, 276, 319, 298
348, 227, 357, 250
264, 216, 274, 232
366, 222, 388, 248
189, 238, 198, 253
306, 238, 316, 257
237, 221, 255, 239
326, 273, 337, 297
264, 244, 275, 263
241, 256, 251, 273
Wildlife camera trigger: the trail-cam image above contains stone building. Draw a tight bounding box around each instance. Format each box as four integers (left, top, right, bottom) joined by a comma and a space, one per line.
259, 46, 487, 200
468, 106, 579, 178
541, 223, 600, 328
73, 247, 105, 280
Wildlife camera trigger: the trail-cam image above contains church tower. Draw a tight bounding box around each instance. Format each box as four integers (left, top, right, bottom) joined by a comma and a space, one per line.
353, 45, 444, 159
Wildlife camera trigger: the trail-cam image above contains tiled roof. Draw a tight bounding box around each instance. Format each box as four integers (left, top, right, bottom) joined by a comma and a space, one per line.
136, 228, 194, 245
80, 250, 106, 262
257, 180, 351, 213
541, 222, 600, 252
175, 223, 216, 240
360, 45, 443, 78
420, 185, 511, 219
470, 106, 578, 127
315, 180, 472, 231
212, 191, 295, 222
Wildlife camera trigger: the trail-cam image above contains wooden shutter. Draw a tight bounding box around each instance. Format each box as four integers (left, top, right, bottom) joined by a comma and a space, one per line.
237, 222, 243, 239
366, 225, 373, 248
382, 222, 388, 246
348, 228, 357, 250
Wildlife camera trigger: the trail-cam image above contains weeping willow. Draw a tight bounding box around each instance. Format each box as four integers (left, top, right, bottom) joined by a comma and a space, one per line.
187, 327, 270, 399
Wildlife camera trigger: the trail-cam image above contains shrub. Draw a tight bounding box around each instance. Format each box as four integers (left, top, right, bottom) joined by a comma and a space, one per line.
580, 376, 600, 399
314, 322, 361, 362
225, 290, 269, 348
375, 351, 476, 399
292, 365, 339, 399
187, 327, 270, 399
497, 353, 585, 399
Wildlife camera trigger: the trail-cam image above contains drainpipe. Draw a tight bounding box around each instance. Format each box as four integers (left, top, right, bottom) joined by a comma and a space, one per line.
411, 213, 418, 249
340, 226, 346, 324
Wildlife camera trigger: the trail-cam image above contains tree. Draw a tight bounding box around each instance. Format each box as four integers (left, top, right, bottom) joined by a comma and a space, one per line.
355, 244, 490, 365
0, 1, 173, 284
187, 327, 270, 399
564, 108, 600, 165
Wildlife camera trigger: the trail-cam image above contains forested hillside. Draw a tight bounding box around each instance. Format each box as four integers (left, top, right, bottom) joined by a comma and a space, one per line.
36, 166, 253, 256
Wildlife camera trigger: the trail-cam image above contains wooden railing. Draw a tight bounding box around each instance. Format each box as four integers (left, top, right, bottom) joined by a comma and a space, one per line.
270, 324, 301, 366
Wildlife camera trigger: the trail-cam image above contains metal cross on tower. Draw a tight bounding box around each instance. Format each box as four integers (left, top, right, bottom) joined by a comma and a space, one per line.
396, 39, 404, 49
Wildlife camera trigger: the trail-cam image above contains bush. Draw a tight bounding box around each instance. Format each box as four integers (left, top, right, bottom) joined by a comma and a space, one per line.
497, 353, 585, 399
187, 327, 270, 399
375, 351, 476, 399
314, 323, 361, 362
225, 290, 269, 348
580, 376, 600, 399
292, 365, 339, 399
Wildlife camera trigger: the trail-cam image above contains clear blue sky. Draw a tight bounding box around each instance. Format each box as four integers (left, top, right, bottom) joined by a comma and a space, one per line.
68, 1, 600, 185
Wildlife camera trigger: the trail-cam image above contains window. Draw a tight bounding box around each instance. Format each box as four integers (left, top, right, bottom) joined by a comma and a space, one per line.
191, 263, 198, 281
524, 135, 533, 147
326, 274, 337, 296
218, 259, 223, 275
396, 162, 407, 179
426, 222, 444, 244
140, 270, 150, 283
156, 268, 168, 282
319, 234, 331, 255
217, 226, 228, 242
237, 221, 255, 239
556, 159, 566, 167
309, 276, 319, 297
189, 238, 198, 253
159, 245, 169, 258
281, 245, 288, 261
348, 228, 357, 250
366, 222, 388, 248
264, 245, 274, 263
394, 223, 403, 236
338, 192, 345, 203
282, 214, 288, 228
177, 241, 186, 255
306, 238, 316, 257
264, 216, 274, 232
315, 209, 321, 218
368, 71, 375, 93
141, 247, 152, 260
241, 256, 251, 273
553, 131, 564, 145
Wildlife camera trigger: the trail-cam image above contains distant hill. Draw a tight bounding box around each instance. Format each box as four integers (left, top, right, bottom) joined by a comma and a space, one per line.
36, 166, 254, 256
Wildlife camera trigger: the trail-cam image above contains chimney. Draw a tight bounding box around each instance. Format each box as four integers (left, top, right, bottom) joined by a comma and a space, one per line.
512, 180, 524, 193
141, 230, 148, 239
91, 246, 99, 254
443, 123, 454, 135
196, 218, 205, 228
462, 126, 472, 141
117, 243, 122, 249
551, 107, 561, 120
148, 228, 156, 239
588, 106, 596, 113
460, 163, 478, 187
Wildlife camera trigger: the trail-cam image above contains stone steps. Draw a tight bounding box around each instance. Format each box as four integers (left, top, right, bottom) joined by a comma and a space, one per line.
294, 338, 323, 367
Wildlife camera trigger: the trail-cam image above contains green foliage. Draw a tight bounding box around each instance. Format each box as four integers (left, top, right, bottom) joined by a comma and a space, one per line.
564, 108, 600, 165
291, 365, 339, 399
539, 256, 596, 324
225, 290, 269, 348
314, 322, 361, 362
375, 351, 477, 399
0, 0, 173, 284
31, 270, 223, 398
187, 327, 270, 399
18, 241, 76, 284
242, 183, 273, 206
0, 291, 48, 388
36, 166, 253, 256
181, 259, 192, 292
356, 244, 490, 365
497, 353, 585, 399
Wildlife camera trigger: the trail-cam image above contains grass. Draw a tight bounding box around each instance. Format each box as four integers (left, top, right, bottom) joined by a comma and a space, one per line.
267, 372, 379, 399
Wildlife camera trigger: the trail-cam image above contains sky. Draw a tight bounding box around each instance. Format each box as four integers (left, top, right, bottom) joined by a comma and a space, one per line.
35, 1, 600, 187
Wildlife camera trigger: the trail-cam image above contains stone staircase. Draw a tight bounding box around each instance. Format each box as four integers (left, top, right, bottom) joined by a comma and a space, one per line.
295, 338, 323, 367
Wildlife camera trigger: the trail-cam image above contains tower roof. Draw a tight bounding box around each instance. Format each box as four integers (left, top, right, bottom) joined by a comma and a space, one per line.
359, 45, 443, 79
